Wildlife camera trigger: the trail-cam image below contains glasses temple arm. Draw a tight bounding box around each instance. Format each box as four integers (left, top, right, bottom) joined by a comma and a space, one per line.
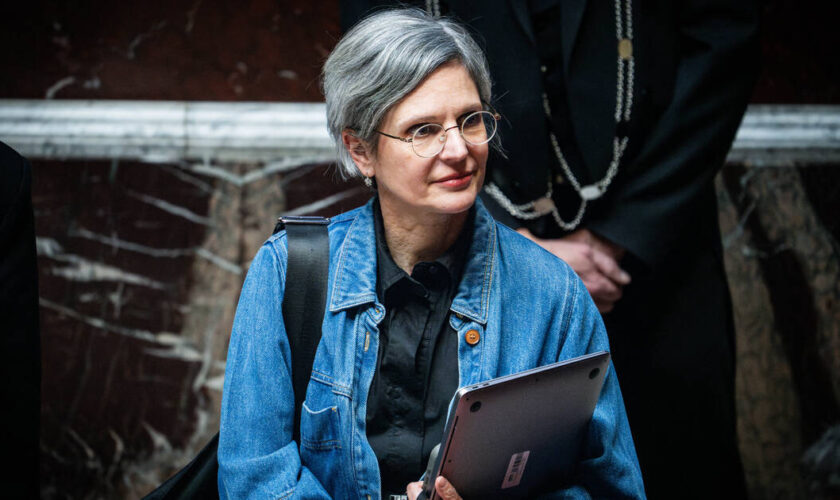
376, 130, 413, 143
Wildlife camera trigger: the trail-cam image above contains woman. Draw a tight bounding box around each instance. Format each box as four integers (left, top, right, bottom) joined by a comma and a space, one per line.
218, 8, 644, 499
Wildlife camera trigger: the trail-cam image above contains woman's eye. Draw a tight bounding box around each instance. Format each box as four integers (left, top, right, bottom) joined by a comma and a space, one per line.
412, 124, 435, 138
462, 113, 481, 128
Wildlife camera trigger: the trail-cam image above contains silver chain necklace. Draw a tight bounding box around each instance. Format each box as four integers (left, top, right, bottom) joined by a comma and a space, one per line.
475, 0, 636, 230
426, 0, 441, 17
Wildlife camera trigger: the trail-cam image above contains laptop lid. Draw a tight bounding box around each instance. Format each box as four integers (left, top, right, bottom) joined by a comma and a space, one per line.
423, 351, 611, 499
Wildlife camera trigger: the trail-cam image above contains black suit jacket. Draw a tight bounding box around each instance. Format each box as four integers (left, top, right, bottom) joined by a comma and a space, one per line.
0, 141, 40, 497
342, 0, 760, 271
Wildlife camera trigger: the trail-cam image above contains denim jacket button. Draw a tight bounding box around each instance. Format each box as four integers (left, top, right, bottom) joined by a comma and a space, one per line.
465, 329, 481, 346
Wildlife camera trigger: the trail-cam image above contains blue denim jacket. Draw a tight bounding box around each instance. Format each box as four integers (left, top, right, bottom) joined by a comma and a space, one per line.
218, 199, 645, 499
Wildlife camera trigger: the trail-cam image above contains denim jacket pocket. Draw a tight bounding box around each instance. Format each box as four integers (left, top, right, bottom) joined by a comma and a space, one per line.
300, 401, 341, 451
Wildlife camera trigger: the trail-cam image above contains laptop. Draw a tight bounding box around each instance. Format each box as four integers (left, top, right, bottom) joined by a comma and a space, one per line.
421, 351, 611, 499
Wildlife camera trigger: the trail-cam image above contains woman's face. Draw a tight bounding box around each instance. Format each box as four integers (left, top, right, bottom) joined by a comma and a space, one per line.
362, 62, 488, 219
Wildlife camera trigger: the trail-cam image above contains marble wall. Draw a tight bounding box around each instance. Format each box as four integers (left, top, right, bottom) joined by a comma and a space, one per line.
1, 0, 337, 102
719, 165, 840, 498
33, 158, 368, 498
1, 1, 839, 498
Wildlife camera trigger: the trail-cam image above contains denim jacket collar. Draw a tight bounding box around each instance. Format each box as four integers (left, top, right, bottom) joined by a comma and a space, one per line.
329, 198, 496, 325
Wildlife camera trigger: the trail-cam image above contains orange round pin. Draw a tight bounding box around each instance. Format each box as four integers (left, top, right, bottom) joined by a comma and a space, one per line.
465, 329, 481, 346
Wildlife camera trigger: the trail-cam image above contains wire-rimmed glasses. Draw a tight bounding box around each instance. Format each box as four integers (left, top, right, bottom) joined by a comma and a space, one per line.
376, 110, 500, 158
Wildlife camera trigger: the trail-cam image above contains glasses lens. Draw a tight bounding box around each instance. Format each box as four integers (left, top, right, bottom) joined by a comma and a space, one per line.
461, 111, 497, 145
412, 124, 445, 158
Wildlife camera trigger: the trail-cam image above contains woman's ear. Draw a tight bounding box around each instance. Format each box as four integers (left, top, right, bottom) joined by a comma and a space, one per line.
341, 129, 375, 178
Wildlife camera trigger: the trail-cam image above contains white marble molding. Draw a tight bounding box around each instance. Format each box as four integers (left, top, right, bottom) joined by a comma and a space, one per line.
1, 100, 838, 167
0, 100, 334, 165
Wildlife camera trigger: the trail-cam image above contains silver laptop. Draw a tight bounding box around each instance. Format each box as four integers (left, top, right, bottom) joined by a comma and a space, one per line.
422, 351, 611, 499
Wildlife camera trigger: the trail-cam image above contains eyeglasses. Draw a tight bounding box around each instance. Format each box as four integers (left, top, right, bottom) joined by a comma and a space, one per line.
376, 110, 500, 158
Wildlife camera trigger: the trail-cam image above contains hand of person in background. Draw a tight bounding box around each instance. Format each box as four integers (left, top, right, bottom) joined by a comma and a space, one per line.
517, 228, 631, 313
406, 476, 462, 500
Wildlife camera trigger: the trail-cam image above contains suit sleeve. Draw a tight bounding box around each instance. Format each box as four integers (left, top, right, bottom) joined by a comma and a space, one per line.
217, 239, 331, 499
586, 0, 761, 269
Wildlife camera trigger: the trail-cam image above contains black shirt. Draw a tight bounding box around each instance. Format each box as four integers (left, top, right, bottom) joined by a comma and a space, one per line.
365, 203, 470, 496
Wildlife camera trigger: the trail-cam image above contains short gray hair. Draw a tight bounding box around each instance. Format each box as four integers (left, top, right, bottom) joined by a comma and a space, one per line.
322, 8, 493, 178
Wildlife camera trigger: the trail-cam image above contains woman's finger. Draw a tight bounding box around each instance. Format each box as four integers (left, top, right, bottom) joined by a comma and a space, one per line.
435, 476, 462, 500
406, 481, 424, 500
585, 273, 623, 302
591, 247, 631, 286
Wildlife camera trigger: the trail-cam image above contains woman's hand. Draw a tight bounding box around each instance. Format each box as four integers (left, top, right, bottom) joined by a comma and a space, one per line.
406, 477, 462, 500
517, 228, 631, 313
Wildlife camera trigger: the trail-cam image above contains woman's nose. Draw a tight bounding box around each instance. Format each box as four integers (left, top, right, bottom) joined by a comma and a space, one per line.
438, 126, 469, 161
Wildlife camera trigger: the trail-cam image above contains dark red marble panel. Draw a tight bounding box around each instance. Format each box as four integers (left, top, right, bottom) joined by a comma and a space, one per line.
283, 163, 371, 216
32, 157, 367, 497
0, 0, 341, 101
40, 317, 205, 497
717, 163, 840, 498
752, 1, 840, 103
34, 159, 216, 498
0, 1, 837, 102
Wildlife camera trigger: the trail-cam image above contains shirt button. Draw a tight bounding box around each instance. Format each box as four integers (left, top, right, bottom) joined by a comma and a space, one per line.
465, 329, 481, 346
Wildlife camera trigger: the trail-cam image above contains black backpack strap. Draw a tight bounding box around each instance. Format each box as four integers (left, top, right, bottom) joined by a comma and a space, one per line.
275, 215, 330, 446
142, 216, 330, 500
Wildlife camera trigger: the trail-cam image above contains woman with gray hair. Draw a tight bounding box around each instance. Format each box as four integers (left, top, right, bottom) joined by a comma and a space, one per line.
218, 8, 644, 500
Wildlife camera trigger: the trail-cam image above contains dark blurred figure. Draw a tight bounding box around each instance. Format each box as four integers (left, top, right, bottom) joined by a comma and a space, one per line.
342, 1, 761, 498
1, 141, 40, 497
802, 424, 840, 500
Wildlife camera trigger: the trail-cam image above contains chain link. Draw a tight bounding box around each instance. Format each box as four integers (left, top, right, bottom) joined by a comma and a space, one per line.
426, 0, 441, 17
425, 0, 635, 231
485, 0, 634, 231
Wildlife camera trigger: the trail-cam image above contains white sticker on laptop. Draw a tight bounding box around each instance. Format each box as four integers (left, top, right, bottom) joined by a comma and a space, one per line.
501, 450, 530, 489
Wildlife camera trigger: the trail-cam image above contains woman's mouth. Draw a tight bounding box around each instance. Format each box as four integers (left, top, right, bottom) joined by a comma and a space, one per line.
435, 171, 473, 188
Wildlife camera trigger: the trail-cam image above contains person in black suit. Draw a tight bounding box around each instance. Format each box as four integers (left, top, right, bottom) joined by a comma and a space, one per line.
341, 1, 761, 498
0, 141, 41, 497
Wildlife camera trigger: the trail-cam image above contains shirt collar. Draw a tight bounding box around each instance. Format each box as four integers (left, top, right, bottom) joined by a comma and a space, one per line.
329, 197, 496, 325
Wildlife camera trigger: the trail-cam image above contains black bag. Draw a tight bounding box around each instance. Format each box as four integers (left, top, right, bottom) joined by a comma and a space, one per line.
143, 216, 330, 499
